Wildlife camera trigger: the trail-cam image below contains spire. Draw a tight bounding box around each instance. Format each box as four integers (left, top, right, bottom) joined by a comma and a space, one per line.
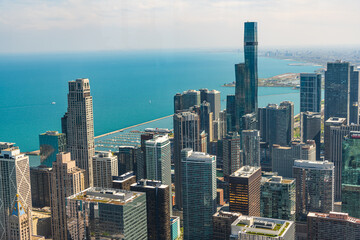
11, 194, 26, 217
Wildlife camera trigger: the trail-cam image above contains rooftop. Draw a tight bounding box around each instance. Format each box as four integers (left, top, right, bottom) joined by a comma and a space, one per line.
184, 151, 215, 163
112, 171, 135, 182
294, 160, 334, 170
325, 117, 346, 124
308, 212, 360, 224
131, 179, 168, 189
68, 187, 144, 206
231, 166, 260, 178
262, 176, 295, 185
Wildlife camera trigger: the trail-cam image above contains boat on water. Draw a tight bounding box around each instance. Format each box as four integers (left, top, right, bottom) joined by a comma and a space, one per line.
51, 102, 56, 104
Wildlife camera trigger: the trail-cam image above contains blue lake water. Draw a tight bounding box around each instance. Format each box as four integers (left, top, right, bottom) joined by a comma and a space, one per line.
0, 50, 319, 152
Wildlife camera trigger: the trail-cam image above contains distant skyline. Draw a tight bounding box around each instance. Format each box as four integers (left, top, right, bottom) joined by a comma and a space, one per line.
0, 0, 360, 53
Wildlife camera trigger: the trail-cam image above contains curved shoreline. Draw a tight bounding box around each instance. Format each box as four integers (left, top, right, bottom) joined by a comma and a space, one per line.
94, 114, 174, 139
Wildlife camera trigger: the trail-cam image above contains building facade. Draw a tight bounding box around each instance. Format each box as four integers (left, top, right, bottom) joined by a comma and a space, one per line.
67, 188, 147, 240
261, 176, 296, 221
229, 166, 261, 216
293, 160, 334, 222
212, 211, 241, 240
223, 132, 242, 177
30, 166, 52, 208
341, 132, 360, 218
62, 78, 95, 187
51, 152, 85, 240
301, 112, 321, 160
300, 73, 321, 113
0, 146, 32, 240
92, 151, 118, 188
39, 131, 66, 167
242, 130, 260, 167
173, 111, 201, 209
307, 212, 360, 239
112, 171, 136, 191
324, 117, 346, 161
182, 150, 216, 240
130, 180, 171, 240
272, 140, 316, 178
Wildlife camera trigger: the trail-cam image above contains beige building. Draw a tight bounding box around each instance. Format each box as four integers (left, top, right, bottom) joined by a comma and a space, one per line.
0, 145, 32, 240
51, 152, 85, 240
9, 195, 32, 240
92, 151, 118, 188
32, 208, 51, 239
62, 78, 95, 187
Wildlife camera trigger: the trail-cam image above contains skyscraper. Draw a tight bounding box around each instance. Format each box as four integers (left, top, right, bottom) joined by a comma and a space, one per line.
9, 195, 32, 240
229, 166, 261, 216
39, 131, 66, 167
199, 101, 214, 148
130, 180, 171, 240
349, 66, 360, 124
51, 152, 85, 240
244, 21, 258, 114
226, 95, 236, 133
293, 160, 334, 222
260, 176, 296, 221
212, 211, 241, 240
301, 112, 321, 160
222, 132, 242, 177
342, 132, 360, 218
116, 145, 142, 176
173, 111, 201, 209
30, 166, 52, 208
324, 117, 346, 160
67, 188, 148, 240
0, 145, 32, 240
199, 88, 221, 120
235, 63, 251, 133
258, 101, 294, 148
329, 124, 360, 201
62, 78, 95, 187
182, 150, 216, 240
242, 130, 260, 167
272, 140, 316, 178
325, 61, 350, 123
300, 73, 321, 113
173, 90, 201, 112
92, 151, 118, 188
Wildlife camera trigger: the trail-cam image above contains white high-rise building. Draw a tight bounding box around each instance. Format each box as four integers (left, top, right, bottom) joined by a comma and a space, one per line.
93, 151, 118, 188
0, 144, 32, 240
62, 78, 95, 187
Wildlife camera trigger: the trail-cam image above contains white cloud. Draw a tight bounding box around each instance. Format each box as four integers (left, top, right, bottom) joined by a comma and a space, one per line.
0, 0, 359, 53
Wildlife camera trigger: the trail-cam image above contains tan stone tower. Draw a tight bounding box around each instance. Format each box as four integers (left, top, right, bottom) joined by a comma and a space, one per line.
62, 78, 95, 187
51, 152, 85, 240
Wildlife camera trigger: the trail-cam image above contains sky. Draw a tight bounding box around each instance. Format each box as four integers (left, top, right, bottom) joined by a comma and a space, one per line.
0, 0, 359, 53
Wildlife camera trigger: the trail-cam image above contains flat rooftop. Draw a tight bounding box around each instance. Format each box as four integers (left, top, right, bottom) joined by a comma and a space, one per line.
68, 187, 144, 205
294, 160, 334, 170
231, 166, 260, 178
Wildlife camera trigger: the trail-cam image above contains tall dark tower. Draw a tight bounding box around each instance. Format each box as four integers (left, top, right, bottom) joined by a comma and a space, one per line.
234, 22, 258, 134
244, 22, 258, 114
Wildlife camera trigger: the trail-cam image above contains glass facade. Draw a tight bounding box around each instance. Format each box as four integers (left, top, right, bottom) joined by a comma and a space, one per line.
342, 133, 360, 218
39, 131, 66, 167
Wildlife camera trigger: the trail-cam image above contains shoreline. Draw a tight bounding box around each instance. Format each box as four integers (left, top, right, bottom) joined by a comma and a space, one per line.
94, 114, 174, 139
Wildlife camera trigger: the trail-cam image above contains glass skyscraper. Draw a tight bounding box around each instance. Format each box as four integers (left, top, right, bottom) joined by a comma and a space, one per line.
39, 131, 66, 167
342, 132, 360, 218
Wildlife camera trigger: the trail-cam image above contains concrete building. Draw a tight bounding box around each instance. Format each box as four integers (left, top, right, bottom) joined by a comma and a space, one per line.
32, 209, 51, 239
67, 187, 147, 240
293, 160, 334, 222
199, 101, 214, 147
230, 215, 295, 240
92, 151, 118, 188
0, 145, 32, 240
223, 132, 242, 177
213, 211, 241, 240
173, 111, 201, 209
182, 150, 216, 240
261, 176, 296, 221
242, 130, 260, 167
307, 212, 360, 239
174, 89, 201, 112
258, 101, 294, 148
62, 78, 95, 187
30, 166, 52, 208
272, 140, 316, 178
170, 217, 181, 240
39, 131, 66, 167
329, 124, 360, 201
301, 112, 321, 160
341, 132, 360, 218
9, 195, 32, 240
229, 166, 261, 216
324, 117, 346, 161
349, 66, 360, 124
300, 73, 321, 113
227, 95, 236, 133
112, 171, 136, 191
130, 180, 171, 240
51, 152, 85, 240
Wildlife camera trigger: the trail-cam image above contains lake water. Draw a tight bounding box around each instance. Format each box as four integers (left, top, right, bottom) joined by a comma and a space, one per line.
0, 50, 319, 152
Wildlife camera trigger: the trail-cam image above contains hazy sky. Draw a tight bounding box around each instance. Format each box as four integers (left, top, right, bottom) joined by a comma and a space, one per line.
0, 0, 359, 53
